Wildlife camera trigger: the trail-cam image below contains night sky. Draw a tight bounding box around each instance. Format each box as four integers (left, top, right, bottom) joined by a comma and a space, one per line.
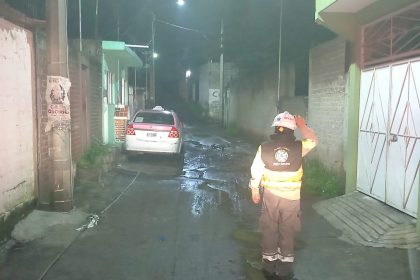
8, 0, 334, 99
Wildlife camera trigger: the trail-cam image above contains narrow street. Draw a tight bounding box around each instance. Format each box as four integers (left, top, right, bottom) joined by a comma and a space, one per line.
0, 121, 259, 280
1, 1, 420, 280
1, 118, 419, 280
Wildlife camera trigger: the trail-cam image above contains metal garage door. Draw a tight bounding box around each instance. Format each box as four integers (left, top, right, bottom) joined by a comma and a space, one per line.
357, 58, 420, 217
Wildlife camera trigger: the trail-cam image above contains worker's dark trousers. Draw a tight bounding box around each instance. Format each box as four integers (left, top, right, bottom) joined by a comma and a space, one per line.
259, 189, 301, 276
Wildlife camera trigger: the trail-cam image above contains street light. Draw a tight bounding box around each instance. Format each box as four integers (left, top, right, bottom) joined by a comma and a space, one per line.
177, 0, 185, 6
186, 69, 192, 78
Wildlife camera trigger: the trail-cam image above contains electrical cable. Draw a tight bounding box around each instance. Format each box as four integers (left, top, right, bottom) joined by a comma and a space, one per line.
37, 171, 140, 280
155, 18, 213, 41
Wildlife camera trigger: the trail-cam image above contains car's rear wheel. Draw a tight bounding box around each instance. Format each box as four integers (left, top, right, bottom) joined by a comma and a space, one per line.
174, 145, 185, 166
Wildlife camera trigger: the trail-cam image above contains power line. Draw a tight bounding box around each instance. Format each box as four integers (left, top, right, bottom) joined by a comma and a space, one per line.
155, 18, 213, 41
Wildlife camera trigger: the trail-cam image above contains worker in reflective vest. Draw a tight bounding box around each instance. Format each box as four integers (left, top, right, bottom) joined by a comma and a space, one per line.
249, 111, 317, 280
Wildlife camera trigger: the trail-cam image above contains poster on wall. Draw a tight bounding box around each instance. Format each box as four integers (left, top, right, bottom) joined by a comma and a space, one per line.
45, 76, 71, 131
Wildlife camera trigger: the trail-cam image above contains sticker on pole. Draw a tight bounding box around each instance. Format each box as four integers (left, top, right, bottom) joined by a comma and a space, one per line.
45, 76, 71, 131
46, 76, 71, 119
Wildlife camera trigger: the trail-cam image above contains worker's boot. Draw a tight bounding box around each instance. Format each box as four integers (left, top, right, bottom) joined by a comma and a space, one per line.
262, 259, 278, 279
277, 260, 296, 280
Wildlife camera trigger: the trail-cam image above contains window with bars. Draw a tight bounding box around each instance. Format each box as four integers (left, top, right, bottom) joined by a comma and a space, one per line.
120, 78, 126, 105
362, 3, 420, 67
106, 71, 113, 104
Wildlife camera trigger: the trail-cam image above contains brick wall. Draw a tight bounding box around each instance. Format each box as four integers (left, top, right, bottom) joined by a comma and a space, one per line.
69, 52, 84, 160
114, 107, 128, 142
69, 43, 102, 159
308, 37, 347, 170
89, 60, 102, 144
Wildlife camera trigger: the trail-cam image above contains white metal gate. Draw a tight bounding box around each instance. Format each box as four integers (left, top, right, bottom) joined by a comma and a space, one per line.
357, 58, 420, 217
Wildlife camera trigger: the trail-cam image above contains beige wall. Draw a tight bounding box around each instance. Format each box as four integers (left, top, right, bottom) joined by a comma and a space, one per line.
228, 65, 305, 139
0, 18, 35, 217
198, 62, 238, 120
308, 37, 347, 170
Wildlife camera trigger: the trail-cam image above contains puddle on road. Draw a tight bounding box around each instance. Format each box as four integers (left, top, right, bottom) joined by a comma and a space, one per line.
184, 140, 229, 154
183, 154, 208, 169
120, 128, 266, 279
210, 143, 226, 150
181, 169, 203, 179
232, 224, 267, 280
180, 178, 240, 217
185, 140, 206, 148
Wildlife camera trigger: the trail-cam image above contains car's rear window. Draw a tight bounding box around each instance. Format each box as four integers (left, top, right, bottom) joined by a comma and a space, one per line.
133, 112, 174, 125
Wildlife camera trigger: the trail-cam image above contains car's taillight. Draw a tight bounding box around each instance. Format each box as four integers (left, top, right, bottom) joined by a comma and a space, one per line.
126, 124, 135, 135
168, 127, 179, 138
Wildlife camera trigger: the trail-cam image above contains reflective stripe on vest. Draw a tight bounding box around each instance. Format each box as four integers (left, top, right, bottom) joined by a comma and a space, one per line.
261, 168, 303, 189
262, 180, 302, 189
262, 253, 280, 261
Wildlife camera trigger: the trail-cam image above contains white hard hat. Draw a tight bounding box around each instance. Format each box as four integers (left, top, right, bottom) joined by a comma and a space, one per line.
271, 111, 297, 130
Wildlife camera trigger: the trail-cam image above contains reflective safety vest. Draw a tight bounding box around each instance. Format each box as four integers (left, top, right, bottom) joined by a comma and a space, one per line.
259, 136, 304, 200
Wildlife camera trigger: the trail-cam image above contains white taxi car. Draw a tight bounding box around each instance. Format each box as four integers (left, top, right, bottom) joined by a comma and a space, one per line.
125, 106, 183, 157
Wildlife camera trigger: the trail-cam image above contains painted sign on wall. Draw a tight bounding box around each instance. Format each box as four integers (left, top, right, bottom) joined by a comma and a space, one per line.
209, 88, 221, 119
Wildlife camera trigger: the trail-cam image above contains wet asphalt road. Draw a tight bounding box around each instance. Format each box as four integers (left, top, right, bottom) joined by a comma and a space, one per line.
0, 122, 259, 280
52, 123, 257, 280
1, 121, 419, 280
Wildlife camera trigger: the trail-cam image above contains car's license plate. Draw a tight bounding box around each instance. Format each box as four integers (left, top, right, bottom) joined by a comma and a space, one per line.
147, 132, 157, 137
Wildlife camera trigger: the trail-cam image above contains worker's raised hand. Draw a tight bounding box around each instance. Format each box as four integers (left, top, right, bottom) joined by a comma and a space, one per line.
295, 115, 306, 128
251, 189, 260, 204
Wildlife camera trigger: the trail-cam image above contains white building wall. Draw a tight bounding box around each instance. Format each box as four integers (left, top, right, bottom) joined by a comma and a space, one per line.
0, 18, 35, 217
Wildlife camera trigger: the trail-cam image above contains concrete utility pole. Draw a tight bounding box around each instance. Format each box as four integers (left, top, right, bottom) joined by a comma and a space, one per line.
79, 0, 82, 51
94, 0, 99, 39
219, 19, 224, 126
277, 0, 284, 112
150, 13, 156, 107
45, 0, 73, 211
